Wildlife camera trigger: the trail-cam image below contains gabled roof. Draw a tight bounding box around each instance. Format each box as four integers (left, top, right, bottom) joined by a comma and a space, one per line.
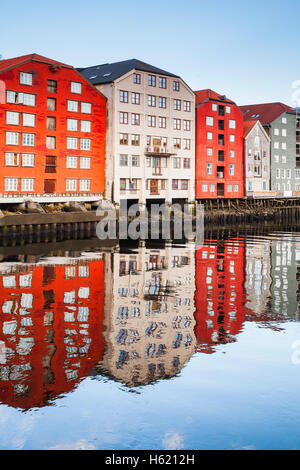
195, 89, 236, 106
77, 58, 180, 84
0, 53, 72, 74
240, 102, 295, 125
243, 119, 257, 138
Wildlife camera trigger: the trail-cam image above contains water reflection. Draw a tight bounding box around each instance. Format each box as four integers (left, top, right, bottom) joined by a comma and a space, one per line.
0, 232, 299, 410
0, 255, 105, 409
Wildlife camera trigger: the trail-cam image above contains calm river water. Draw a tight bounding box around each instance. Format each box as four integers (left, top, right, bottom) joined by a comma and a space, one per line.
1, 227, 300, 450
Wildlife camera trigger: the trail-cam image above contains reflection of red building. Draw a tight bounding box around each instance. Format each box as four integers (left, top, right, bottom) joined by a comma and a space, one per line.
0, 258, 105, 410
194, 239, 246, 353
195, 90, 244, 199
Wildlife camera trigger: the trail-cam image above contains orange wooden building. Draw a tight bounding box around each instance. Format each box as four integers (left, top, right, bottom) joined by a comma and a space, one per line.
0, 54, 106, 203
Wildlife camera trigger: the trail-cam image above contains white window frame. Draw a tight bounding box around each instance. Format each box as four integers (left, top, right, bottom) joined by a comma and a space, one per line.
71, 81, 82, 94
21, 178, 34, 192
20, 72, 33, 86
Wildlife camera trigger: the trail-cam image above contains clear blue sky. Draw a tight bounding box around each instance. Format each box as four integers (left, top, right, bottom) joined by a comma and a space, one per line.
0, 0, 299, 106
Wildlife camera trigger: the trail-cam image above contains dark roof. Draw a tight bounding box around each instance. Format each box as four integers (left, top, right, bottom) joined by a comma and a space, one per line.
77, 58, 180, 84
240, 102, 295, 125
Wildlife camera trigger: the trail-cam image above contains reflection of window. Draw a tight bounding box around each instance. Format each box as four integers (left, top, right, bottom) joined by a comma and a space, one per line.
78, 287, 90, 299
78, 307, 89, 322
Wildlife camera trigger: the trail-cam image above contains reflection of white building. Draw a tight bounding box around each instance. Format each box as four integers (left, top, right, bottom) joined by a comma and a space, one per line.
270, 236, 300, 318
100, 244, 196, 386
244, 239, 272, 315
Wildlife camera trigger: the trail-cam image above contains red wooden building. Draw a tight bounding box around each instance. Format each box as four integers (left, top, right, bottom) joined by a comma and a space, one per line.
194, 239, 246, 353
195, 90, 244, 199
0, 257, 105, 410
0, 54, 106, 203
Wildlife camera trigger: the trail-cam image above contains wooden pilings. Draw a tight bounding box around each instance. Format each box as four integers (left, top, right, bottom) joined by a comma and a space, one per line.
0, 220, 98, 247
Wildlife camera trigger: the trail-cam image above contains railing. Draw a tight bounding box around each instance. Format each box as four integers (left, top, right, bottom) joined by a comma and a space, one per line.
145, 147, 173, 156
217, 172, 224, 178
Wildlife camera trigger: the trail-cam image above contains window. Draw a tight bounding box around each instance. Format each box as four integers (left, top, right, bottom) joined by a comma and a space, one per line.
229, 164, 235, 175
202, 184, 208, 192
274, 142, 279, 149
120, 112, 128, 124
67, 100, 78, 112
183, 139, 191, 150
173, 138, 181, 149
132, 134, 140, 146
173, 119, 181, 130
66, 156, 77, 168
263, 181, 267, 191
80, 157, 91, 169
158, 117, 166, 128
20, 72, 32, 86
71, 82, 82, 94
173, 80, 180, 91
209, 184, 215, 192
120, 133, 128, 145
183, 158, 190, 168
212, 103, 218, 111
47, 80, 57, 93
132, 155, 140, 167
81, 102, 92, 114
133, 73, 141, 84
67, 137, 78, 149
230, 150, 235, 158
120, 178, 126, 190
207, 163, 212, 175
287, 169, 291, 179
22, 153, 34, 167
274, 128, 279, 136
132, 92, 140, 105
6, 111, 19, 126
148, 75, 156, 87
148, 95, 156, 107
207, 132, 213, 140
234, 184, 239, 192
23, 113, 35, 127
181, 180, 188, 190
174, 99, 181, 111
183, 101, 191, 112
282, 142, 286, 150
276, 168, 280, 179
282, 128, 287, 137
207, 148, 213, 156
282, 117, 287, 124
47, 97, 56, 111
120, 90, 128, 103
227, 184, 233, 192
132, 113, 140, 125
229, 119, 236, 129
21, 178, 34, 191
66, 179, 77, 191
282, 155, 286, 163
230, 134, 235, 142
79, 179, 90, 191
80, 120, 91, 132
172, 179, 179, 189
183, 120, 191, 131
159, 77, 166, 88
67, 118, 78, 131
80, 138, 91, 150
159, 96, 166, 108
120, 155, 128, 166
226, 106, 231, 114
46, 136, 55, 149
23, 133, 35, 146
5, 178, 18, 191
173, 158, 181, 169
206, 116, 214, 126
5, 152, 19, 166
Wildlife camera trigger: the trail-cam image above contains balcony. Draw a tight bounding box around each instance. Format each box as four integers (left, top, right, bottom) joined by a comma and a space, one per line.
145, 146, 174, 156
